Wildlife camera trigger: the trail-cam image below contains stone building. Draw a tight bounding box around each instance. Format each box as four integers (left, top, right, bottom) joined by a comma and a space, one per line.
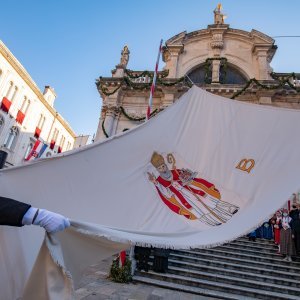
0, 40, 78, 167
95, 5, 300, 141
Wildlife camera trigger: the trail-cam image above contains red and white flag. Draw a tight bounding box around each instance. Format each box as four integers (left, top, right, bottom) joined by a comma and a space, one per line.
25, 140, 42, 161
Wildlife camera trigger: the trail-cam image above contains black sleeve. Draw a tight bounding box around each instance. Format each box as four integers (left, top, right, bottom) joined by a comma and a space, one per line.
0, 196, 31, 227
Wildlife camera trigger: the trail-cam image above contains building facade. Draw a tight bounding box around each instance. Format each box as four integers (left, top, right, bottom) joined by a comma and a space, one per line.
0, 40, 77, 167
95, 6, 300, 142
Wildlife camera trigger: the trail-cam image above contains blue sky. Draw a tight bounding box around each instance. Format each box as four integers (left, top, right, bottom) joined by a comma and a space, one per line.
0, 1, 299, 138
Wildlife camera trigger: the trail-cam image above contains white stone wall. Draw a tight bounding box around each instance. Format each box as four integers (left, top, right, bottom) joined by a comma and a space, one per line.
0, 41, 76, 166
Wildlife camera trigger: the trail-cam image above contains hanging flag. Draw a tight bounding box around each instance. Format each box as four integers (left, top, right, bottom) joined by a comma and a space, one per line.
25, 140, 48, 161
25, 140, 41, 161
36, 143, 48, 159
146, 39, 163, 120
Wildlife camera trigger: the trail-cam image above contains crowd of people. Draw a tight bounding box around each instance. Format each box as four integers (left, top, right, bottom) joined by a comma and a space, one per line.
248, 202, 300, 261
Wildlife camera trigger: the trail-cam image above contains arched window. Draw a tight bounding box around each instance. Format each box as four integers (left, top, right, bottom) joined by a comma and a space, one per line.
4, 126, 19, 150
37, 114, 43, 128
66, 142, 71, 151
0, 114, 4, 133
20, 96, 27, 111
20, 97, 30, 113
41, 116, 46, 130
60, 135, 66, 149
52, 128, 59, 142
11, 86, 18, 102
6, 81, 13, 99
187, 63, 248, 84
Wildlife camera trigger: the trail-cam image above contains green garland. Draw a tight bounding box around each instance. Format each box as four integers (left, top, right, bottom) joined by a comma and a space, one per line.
97, 77, 122, 96
109, 258, 132, 283
99, 64, 300, 103
101, 120, 109, 138
157, 76, 190, 87
124, 76, 152, 90
101, 106, 163, 137
120, 106, 159, 121
231, 74, 300, 99
97, 69, 190, 97
125, 69, 169, 79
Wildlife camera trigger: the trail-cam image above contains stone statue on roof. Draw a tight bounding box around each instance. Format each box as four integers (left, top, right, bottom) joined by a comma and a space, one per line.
120, 45, 130, 67
214, 3, 226, 25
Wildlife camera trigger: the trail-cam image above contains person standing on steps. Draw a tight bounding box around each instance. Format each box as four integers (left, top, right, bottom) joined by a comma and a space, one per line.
280, 209, 296, 261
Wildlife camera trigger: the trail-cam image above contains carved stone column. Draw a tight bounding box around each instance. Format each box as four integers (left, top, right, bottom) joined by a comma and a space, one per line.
210, 29, 225, 84
104, 106, 119, 136
211, 60, 221, 83
95, 105, 119, 140
254, 47, 270, 80
162, 45, 183, 78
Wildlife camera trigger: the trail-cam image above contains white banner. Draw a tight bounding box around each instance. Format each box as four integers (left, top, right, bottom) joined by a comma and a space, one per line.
1, 86, 299, 299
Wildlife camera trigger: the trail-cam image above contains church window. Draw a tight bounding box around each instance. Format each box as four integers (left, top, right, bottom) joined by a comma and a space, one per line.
187, 63, 248, 85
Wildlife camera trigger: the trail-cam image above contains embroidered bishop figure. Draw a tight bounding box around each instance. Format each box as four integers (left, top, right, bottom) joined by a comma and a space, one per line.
148, 152, 239, 226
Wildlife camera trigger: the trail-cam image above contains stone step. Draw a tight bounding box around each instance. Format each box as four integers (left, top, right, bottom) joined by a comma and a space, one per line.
170, 251, 300, 274
215, 244, 292, 259
168, 253, 300, 280
230, 240, 280, 250
237, 237, 277, 245
227, 240, 279, 251
168, 259, 300, 287
165, 265, 300, 295
179, 248, 300, 266
134, 275, 254, 300
134, 271, 300, 300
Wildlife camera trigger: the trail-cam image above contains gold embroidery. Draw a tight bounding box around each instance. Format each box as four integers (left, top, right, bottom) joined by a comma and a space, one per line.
191, 180, 221, 200
168, 196, 197, 220
236, 158, 255, 173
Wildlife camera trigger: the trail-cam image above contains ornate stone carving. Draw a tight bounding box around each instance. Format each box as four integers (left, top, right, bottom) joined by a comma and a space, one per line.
102, 105, 120, 117
211, 33, 224, 49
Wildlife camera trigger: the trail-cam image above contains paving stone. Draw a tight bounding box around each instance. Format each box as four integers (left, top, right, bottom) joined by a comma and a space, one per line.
83, 293, 110, 300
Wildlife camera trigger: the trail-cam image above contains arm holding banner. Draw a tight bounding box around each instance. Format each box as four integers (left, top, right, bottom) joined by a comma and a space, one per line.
0, 196, 70, 233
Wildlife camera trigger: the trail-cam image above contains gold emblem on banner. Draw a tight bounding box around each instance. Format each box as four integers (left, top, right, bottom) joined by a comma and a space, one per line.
236, 158, 255, 173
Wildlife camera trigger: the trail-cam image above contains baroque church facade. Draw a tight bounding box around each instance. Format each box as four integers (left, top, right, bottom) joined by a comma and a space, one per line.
95, 5, 300, 141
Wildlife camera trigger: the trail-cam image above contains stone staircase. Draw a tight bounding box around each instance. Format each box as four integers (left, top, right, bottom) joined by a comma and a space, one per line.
133, 237, 300, 299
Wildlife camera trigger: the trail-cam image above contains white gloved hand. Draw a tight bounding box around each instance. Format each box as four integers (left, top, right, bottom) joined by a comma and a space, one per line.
33, 209, 70, 233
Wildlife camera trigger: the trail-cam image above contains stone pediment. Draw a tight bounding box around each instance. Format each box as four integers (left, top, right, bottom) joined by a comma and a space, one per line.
162, 24, 276, 81
165, 31, 186, 45
165, 26, 275, 47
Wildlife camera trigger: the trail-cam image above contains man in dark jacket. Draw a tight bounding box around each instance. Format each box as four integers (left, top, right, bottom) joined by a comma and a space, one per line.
0, 196, 70, 233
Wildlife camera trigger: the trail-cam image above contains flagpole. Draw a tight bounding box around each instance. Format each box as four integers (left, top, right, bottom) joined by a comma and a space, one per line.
146, 39, 163, 120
